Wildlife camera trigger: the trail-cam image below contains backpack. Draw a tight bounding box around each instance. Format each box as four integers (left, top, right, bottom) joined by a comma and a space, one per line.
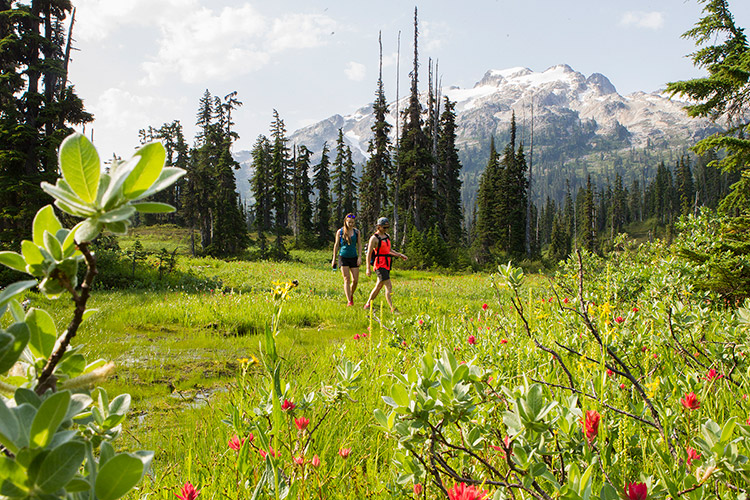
369, 233, 391, 268
338, 228, 358, 246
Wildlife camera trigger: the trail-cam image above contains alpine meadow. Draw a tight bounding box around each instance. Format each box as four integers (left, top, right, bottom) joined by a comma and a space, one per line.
3, 1, 750, 500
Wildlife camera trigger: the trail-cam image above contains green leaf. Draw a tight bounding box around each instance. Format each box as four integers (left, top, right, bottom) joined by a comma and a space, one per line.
15, 388, 42, 408
65, 478, 91, 493
58, 133, 101, 204
26, 308, 58, 359
0, 252, 27, 273
98, 205, 136, 223
33, 206, 62, 248
35, 441, 86, 493
132, 202, 176, 213
123, 142, 166, 199
41, 181, 97, 216
0, 322, 30, 374
100, 441, 115, 467
21, 241, 45, 268
57, 353, 86, 378
108, 394, 131, 417
30, 391, 71, 449
599, 483, 619, 500
0, 280, 36, 304
43, 231, 63, 261
95, 453, 144, 500
75, 219, 102, 243
0, 456, 28, 496
137, 167, 185, 200
0, 398, 20, 454
391, 383, 410, 407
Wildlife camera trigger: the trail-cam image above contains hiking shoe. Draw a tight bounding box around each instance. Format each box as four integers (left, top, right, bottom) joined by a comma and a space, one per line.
392, 308, 400, 314
363, 303, 370, 310
347, 301, 354, 307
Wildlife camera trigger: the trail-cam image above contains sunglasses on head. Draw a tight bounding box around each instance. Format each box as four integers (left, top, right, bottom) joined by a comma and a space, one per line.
346, 214, 356, 219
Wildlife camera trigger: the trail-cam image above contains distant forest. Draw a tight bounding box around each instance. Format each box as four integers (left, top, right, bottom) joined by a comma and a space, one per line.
0, 2, 740, 269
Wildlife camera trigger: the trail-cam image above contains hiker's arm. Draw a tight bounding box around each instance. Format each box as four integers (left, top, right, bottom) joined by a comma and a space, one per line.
331, 230, 340, 266
389, 249, 408, 261
357, 231, 363, 265
366, 235, 377, 276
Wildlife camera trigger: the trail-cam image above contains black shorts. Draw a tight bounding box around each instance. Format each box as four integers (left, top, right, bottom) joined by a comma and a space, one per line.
375, 268, 390, 281
338, 256, 359, 268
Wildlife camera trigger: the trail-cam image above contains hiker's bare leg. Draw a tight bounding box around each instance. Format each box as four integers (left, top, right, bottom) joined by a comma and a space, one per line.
350, 267, 360, 297
365, 280, 384, 307
383, 279, 394, 312
341, 266, 353, 303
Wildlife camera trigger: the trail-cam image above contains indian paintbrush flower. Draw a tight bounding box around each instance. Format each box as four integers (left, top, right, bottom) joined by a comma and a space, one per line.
295, 416, 310, 431
413, 483, 423, 495
582, 410, 600, 445
281, 399, 296, 411
447, 482, 489, 500
468, 335, 476, 345
311, 454, 321, 467
704, 368, 723, 382
293, 455, 305, 465
624, 482, 647, 500
175, 482, 200, 500
338, 447, 351, 459
681, 392, 700, 410
228, 435, 243, 451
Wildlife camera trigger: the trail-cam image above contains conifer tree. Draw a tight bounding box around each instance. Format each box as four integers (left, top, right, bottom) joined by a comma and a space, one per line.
396, 7, 434, 237
342, 145, 358, 216
473, 137, 500, 262
313, 143, 333, 245
436, 97, 463, 246
676, 155, 695, 216
291, 145, 314, 247
359, 32, 392, 233
580, 175, 596, 252
331, 129, 347, 223
251, 135, 272, 233
0, 0, 92, 245
269, 110, 290, 256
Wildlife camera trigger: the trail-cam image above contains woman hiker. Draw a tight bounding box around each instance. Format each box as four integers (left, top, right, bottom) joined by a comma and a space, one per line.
364, 217, 408, 313
331, 213, 362, 306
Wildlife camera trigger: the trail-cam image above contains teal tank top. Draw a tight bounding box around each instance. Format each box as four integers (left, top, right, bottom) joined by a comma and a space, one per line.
338, 229, 358, 258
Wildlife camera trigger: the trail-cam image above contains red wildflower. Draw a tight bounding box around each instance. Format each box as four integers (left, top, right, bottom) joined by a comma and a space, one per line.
615, 316, 624, 324
632, 306, 639, 312
175, 482, 200, 500
228, 435, 243, 451
482, 303, 488, 311
293, 455, 305, 466
402, 340, 408, 347
500, 338, 508, 344
606, 368, 614, 377
563, 297, 569, 304
468, 335, 476, 345
447, 482, 489, 500
259, 446, 277, 459
680, 392, 700, 410
418, 319, 424, 326
624, 482, 647, 500
619, 383, 626, 389
295, 417, 310, 431
687, 447, 702, 466
353, 334, 360, 340
548, 297, 553, 303
311, 454, 321, 467
413, 483, 423, 495
281, 399, 296, 411
704, 368, 723, 382
338, 447, 351, 459
582, 410, 600, 445
247, 432, 254, 443
641, 346, 648, 352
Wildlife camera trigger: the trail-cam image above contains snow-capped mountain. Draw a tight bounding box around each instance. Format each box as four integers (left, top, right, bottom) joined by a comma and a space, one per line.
285, 64, 717, 165
236, 64, 720, 203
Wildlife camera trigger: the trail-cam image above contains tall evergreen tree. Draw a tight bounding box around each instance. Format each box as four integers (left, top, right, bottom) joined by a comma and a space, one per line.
313, 143, 333, 245
436, 97, 463, 246
675, 155, 695, 216
269, 109, 290, 255
580, 175, 596, 252
342, 145, 358, 216
0, 0, 92, 245
359, 32, 392, 233
331, 129, 347, 224
291, 145, 314, 248
395, 7, 434, 237
251, 135, 272, 232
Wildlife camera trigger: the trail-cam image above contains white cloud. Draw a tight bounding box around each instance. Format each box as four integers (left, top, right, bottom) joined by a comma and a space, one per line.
620, 11, 664, 30
345, 62, 366, 82
267, 13, 336, 53
421, 21, 449, 52
74, 0, 198, 41
86, 87, 186, 158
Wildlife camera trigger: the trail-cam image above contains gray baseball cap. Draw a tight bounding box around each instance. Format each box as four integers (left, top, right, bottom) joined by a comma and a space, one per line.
376, 217, 390, 226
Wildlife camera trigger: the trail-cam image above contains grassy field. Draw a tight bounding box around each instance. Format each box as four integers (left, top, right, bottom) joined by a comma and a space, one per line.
19, 226, 750, 499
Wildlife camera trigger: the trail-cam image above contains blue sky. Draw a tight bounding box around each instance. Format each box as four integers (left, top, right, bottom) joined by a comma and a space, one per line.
68, 0, 750, 160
